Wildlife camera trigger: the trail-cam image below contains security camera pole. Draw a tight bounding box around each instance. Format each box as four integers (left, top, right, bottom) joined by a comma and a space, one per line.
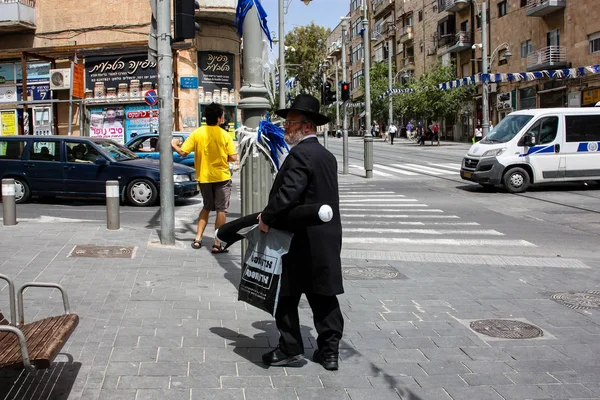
481, 1, 490, 137
362, 0, 373, 179
341, 16, 349, 175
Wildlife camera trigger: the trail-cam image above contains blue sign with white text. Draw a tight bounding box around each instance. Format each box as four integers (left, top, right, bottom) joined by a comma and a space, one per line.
180, 76, 199, 89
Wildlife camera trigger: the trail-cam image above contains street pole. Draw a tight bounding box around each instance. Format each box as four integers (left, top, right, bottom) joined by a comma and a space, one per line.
157, 0, 174, 244
481, 1, 489, 137
335, 57, 340, 134
341, 17, 349, 175
387, 38, 393, 136
322, 69, 328, 148
239, 5, 272, 219
362, 0, 373, 179
279, 0, 286, 109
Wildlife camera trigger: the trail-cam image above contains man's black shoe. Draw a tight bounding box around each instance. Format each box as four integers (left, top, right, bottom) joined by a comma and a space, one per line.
262, 347, 304, 366
313, 350, 339, 371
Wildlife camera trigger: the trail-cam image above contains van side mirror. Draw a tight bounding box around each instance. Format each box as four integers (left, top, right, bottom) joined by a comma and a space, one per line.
518, 133, 536, 147
95, 157, 108, 166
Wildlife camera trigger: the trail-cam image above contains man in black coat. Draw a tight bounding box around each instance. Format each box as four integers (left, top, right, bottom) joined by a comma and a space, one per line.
258, 94, 344, 371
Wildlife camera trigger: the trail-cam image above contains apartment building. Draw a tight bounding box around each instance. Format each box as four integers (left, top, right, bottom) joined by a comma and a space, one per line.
325, 0, 600, 139
0, 0, 240, 141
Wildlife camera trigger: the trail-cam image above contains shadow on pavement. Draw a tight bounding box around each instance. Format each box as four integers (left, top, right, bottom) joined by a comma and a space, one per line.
0, 356, 81, 400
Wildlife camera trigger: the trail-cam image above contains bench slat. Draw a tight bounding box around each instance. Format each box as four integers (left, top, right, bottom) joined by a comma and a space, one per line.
0, 314, 79, 369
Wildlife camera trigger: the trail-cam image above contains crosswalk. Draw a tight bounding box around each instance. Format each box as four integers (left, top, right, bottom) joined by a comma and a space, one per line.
338, 182, 537, 251
346, 162, 461, 178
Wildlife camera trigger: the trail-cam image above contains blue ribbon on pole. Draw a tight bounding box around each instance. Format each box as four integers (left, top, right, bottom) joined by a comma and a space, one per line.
258, 114, 288, 170
235, 0, 273, 48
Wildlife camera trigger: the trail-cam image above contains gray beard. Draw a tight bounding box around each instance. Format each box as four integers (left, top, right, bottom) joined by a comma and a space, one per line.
284, 131, 304, 146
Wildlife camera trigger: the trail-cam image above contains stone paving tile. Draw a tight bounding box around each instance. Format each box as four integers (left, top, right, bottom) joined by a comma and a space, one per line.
492, 384, 547, 399
244, 388, 299, 400
444, 386, 504, 399
460, 373, 514, 386
295, 388, 351, 400
366, 375, 419, 389
271, 375, 323, 388
220, 376, 272, 389
537, 383, 598, 399
319, 374, 373, 388
396, 387, 452, 400
96, 389, 137, 400
504, 371, 561, 384
413, 374, 468, 388
170, 376, 222, 388
417, 361, 470, 375
346, 388, 402, 400
117, 376, 170, 389
136, 389, 191, 400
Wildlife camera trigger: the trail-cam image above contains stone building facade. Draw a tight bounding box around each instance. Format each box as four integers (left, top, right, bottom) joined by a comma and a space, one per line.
0, 0, 240, 140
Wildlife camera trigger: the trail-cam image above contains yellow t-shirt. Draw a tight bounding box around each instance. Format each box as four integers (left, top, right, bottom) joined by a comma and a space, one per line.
181, 125, 237, 183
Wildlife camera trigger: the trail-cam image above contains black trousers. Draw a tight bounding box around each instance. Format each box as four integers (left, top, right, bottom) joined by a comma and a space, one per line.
275, 293, 344, 356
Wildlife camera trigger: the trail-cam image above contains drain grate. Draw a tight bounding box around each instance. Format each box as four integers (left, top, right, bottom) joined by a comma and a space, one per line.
342, 266, 406, 280
69, 245, 137, 259
469, 319, 543, 339
551, 291, 600, 309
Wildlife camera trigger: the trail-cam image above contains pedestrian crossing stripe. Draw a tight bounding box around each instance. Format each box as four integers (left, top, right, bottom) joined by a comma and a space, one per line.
342, 238, 537, 247
342, 209, 443, 214
343, 228, 504, 236
341, 214, 460, 219
340, 199, 420, 203
339, 194, 407, 198
374, 163, 419, 175
343, 221, 480, 226
340, 205, 429, 210
340, 199, 418, 203
390, 163, 454, 175
428, 163, 461, 171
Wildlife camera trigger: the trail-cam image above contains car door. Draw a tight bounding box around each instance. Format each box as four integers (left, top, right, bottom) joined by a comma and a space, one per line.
523, 116, 563, 182
23, 139, 65, 194
63, 141, 106, 195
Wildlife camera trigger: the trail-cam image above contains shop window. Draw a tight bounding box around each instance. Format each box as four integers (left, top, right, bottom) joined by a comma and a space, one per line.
519, 87, 536, 110
521, 40, 532, 58
589, 32, 600, 54
498, 1, 507, 17
0, 140, 26, 160
566, 115, 600, 142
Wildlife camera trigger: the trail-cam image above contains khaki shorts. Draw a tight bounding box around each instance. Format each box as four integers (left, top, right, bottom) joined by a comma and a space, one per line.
200, 180, 232, 212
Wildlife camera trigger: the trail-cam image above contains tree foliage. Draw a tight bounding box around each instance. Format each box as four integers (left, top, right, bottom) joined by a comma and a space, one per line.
364, 61, 474, 124
283, 23, 331, 96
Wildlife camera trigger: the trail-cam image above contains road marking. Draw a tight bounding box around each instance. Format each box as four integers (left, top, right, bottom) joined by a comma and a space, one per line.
340, 199, 418, 203
343, 220, 480, 226
341, 214, 460, 219
349, 164, 393, 177
374, 163, 419, 175
342, 209, 443, 214
340, 205, 429, 210
343, 228, 504, 235
340, 250, 586, 268
389, 163, 453, 175
340, 199, 420, 203
338, 191, 396, 194
339, 194, 407, 198
343, 238, 536, 246
428, 163, 462, 171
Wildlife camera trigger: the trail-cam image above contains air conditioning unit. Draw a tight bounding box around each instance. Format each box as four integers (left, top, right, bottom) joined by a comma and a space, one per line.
496, 91, 512, 110
50, 69, 71, 90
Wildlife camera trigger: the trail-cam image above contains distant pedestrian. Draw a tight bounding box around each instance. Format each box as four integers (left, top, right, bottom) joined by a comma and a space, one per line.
432, 123, 439, 145
388, 123, 397, 145
171, 102, 238, 253
473, 127, 483, 143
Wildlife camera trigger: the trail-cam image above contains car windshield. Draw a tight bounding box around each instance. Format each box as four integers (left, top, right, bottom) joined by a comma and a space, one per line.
481, 115, 534, 144
93, 140, 140, 161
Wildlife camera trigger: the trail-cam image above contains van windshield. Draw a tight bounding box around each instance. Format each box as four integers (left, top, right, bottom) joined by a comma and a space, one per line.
92, 140, 140, 161
481, 115, 534, 144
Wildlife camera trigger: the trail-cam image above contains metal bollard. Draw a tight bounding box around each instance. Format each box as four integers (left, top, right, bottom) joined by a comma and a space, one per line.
105, 180, 120, 230
2, 178, 17, 226
364, 136, 373, 179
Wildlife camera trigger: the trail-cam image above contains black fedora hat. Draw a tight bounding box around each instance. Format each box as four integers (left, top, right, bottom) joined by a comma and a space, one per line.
275, 94, 330, 126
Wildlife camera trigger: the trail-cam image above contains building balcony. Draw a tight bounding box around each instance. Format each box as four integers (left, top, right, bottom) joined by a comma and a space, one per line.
444, 0, 471, 13
399, 26, 413, 42
526, 0, 566, 17
371, 28, 387, 44
0, 0, 36, 33
371, 0, 394, 18
527, 45, 567, 71
196, 0, 236, 24
403, 56, 415, 70
328, 41, 342, 57
447, 31, 472, 53
437, 34, 456, 54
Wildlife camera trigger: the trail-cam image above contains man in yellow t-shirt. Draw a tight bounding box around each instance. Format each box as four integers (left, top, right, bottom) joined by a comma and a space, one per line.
171, 103, 238, 253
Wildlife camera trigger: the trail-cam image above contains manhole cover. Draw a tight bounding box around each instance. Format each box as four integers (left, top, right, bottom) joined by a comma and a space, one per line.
551, 291, 600, 309
69, 245, 137, 259
470, 319, 543, 339
342, 266, 406, 280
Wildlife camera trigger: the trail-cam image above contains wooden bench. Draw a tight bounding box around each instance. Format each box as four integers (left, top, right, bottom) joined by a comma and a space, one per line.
0, 274, 79, 369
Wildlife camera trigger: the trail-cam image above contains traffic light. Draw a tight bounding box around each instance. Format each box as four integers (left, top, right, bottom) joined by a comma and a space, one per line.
174, 0, 200, 42
322, 81, 336, 106
341, 82, 350, 101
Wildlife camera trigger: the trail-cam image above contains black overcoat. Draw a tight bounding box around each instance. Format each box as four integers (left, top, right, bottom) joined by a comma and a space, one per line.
261, 137, 343, 297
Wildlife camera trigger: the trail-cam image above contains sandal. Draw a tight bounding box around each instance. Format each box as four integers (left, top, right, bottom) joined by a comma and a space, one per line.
191, 239, 202, 249
211, 244, 229, 254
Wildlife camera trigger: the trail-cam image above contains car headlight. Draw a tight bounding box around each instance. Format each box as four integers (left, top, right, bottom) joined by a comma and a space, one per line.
482, 148, 506, 157
173, 174, 190, 182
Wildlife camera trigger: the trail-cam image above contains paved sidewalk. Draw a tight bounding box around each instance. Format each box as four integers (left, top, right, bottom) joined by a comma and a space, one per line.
1, 176, 600, 400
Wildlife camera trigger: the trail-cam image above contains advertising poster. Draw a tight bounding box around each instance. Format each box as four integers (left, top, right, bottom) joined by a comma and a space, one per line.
124, 104, 159, 142
1, 110, 18, 136
85, 54, 157, 92
0, 63, 15, 84
197, 51, 234, 103
17, 84, 51, 101
16, 62, 51, 83
89, 106, 125, 144
0, 86, 18, 103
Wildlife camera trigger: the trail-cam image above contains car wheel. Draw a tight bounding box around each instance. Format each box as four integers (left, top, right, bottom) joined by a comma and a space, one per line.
12, 178, 31, 204
503, 167, 530, 194
126, 179, 157, 206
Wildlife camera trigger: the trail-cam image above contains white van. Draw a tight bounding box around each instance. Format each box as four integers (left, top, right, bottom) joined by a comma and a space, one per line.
460, 108, 600, 193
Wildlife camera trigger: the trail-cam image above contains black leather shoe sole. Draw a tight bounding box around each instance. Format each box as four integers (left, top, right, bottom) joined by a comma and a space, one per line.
313, 351, 339, 371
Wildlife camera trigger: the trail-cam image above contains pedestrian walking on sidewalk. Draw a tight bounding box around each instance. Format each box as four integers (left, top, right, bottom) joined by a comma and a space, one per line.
388, 123, 397, 145
258, 94, 344, 371
171, 102, 238, 253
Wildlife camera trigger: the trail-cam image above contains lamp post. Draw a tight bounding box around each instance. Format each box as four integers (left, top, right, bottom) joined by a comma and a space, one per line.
362, 0, 373, 179
387, 37, 393, 137
341, 16, 349, 175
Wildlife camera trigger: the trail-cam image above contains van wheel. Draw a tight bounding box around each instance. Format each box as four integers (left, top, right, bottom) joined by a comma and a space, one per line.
503, 167, 530, 193
12, 178, 31, 204
126, 179, 157, 206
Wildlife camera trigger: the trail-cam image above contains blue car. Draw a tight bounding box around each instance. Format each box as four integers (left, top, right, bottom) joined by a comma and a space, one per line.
126, 132, 194, 167
0, 136, 199, 207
